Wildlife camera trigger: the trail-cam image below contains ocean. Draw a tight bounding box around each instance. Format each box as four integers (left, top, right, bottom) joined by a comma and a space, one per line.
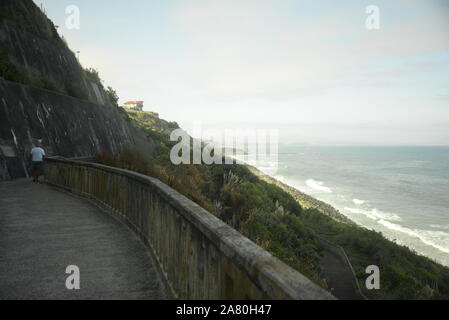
257, 145, 449, 267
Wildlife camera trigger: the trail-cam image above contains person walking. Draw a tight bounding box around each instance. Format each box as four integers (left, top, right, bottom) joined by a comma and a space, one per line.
30, 143, 46, 183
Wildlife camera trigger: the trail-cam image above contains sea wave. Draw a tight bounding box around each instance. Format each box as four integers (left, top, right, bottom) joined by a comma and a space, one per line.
344, 207, 402, 221
234, 149, 449, 265
378, 220, 449, 255
352, 198, 366, 205
273, 175, 287, 184
306, 179, 332, 193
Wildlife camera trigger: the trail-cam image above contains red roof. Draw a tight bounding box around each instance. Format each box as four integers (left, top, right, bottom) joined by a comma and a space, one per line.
124, 101, 143, 104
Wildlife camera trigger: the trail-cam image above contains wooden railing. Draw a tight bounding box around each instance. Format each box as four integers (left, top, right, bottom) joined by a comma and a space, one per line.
44, 157, 335, 300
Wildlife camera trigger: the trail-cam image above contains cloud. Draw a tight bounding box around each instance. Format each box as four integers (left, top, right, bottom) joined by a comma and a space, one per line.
437, 94, 449, 101
168, 0, 449, 102
58, 0, 449, 143
362, 61, 442, 78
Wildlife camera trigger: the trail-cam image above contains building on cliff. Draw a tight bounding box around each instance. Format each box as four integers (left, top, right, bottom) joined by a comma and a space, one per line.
123, 101, 144, 111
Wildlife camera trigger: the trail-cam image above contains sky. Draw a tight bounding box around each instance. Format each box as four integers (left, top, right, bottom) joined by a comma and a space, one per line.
34, 0, 449, 145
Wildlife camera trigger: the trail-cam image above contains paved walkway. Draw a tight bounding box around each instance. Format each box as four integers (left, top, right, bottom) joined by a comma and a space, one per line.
319, 246, 362, 300
0, 179, 167, 300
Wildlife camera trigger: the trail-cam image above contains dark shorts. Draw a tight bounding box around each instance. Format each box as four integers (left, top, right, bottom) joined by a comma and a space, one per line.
31, 161, 44, 176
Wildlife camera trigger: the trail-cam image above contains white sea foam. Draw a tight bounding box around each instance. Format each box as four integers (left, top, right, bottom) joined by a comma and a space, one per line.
306, 179, 332, 193
378, 220, 449, 255
274, 175, 287, 184
252, 146, 449, 266
345, 207, 377, 220
344, 207, 402, 221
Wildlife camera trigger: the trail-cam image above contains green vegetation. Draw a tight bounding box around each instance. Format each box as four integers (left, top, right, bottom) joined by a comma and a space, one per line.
0, 49, 89, 100
0, 52, 88, 100
301, 210, 449, 299
66, 83, 88, 101
32, 75, 58, 92
106, 86, 119, 107
0, 2, 119, 103
97, 109, 449, 300
0, 2, 94, 100
126, 109, 178, 131
84, 68, 103, 86
0, 51, 61, 95
0, 51, 26, 83
0, 0, 65, 47
0, 50, 113, 103
85, 69, 121, 107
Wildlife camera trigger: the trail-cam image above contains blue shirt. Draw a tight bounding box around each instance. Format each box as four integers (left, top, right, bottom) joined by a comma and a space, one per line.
31, 147, 45, 162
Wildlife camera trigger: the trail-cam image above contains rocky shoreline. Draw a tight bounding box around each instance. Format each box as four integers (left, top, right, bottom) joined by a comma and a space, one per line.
245, 165, 354, 225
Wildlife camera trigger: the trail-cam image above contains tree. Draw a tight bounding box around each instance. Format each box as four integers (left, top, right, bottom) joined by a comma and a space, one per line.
84, 67, 102, 85
106, 86, 119, 107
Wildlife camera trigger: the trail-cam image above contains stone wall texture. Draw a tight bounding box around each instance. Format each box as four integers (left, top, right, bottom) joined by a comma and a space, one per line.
0, 79, 154, 180
0, 0, 110, 105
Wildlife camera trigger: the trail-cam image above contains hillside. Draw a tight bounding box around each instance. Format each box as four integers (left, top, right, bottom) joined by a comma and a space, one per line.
98, 109, 449, 300
0, 0, 110, 104
0, 0, 154, 180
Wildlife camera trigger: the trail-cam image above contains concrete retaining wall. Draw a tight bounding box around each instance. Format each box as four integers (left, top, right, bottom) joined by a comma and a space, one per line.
0, 13, 110, 106
44, 157, 335, 300
0, 78, 155, 180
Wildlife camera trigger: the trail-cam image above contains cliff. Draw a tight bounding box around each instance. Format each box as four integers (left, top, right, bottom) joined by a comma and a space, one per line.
0, 0, 154, 180
0, 0, 110, 105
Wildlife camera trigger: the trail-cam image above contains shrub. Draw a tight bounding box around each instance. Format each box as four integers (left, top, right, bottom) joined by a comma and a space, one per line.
106, 86, 119, 107
33, 75, 58, 92
84, 68, 103, 86
0, 51, 26, 83
66, 83, 88, 100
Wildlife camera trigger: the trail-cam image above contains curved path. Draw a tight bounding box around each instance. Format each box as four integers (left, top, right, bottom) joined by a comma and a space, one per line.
0, 179, 167, 300
319, 249, 361, 300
